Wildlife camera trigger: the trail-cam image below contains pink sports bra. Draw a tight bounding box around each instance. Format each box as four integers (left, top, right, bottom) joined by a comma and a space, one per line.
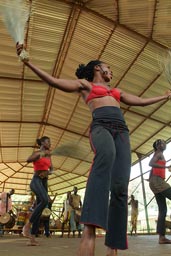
85, 84, 121, 104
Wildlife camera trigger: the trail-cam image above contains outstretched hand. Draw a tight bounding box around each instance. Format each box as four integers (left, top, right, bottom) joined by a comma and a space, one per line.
16, 42, 24, 56
16, 42, 29, 61
165, 90, 171, 100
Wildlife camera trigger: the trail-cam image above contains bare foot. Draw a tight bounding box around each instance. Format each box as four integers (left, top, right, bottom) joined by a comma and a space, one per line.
159, 236, 171, 244
77, 225, 96, 256
27, 235, 40, 246
22, 223, 31, 238
27, 240, 39, 246
106, 247, 117, 256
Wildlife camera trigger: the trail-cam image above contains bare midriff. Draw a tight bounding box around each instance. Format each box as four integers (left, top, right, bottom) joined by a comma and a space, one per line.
87, 96, 120, 112
34, 170, 49, 178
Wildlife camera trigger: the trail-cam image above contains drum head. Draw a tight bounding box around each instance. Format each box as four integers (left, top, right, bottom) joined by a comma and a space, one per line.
5, 216, 15, 229
0, 213, 11, 224
41, 208, 51, 217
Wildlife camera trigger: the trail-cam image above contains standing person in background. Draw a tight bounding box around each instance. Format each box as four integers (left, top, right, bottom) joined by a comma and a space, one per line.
60, 191, 72, 238
149, 139, 171, 244
128, 195, 138, 235
16, 43, 171, 256
69, 186, 82, 238
0, 189, 15, 216
22, 136, 53, 246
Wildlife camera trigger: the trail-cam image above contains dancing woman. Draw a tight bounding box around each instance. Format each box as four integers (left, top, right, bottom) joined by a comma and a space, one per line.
23, 136, 53, 246
16, 43, 171, 255
149, 139, 171, 244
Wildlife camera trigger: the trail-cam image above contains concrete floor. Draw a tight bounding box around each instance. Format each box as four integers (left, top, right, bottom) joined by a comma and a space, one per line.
0, 234, 171, 256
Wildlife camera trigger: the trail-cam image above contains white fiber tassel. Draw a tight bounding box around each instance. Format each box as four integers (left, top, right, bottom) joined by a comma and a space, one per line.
158, 49, 171, 85
0, 0, 30, 61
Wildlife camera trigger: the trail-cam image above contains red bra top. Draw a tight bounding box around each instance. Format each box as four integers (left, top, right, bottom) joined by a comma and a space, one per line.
33, 157, 51, 172
152, 160, 166, 179
85, 84, 121, 104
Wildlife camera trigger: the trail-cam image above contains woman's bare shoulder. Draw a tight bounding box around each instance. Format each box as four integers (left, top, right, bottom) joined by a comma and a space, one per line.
78, 79, 92, 90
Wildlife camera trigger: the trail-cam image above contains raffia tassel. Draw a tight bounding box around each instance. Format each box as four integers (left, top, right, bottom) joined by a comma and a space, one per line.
158, 49, 171, 85
19, 49, 29, 61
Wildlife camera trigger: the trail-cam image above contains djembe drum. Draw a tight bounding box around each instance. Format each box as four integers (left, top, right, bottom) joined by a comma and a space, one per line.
0, 213, 16, 229
75, 208, 82, 223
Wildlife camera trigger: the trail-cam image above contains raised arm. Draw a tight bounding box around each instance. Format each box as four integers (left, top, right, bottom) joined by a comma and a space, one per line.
27, 151, 42, 163
149, 152, 169, 168
25, 61, 87, 92
27, 149, 51, 163
121, 90, 171, 106
16, 44, 90, 93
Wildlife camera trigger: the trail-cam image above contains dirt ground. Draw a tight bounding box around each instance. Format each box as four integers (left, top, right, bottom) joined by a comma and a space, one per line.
0, 234, 171, 256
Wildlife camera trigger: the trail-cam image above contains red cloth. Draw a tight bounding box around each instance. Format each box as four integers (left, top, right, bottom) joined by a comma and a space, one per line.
33, 157, 51, 171
152, 160, 166, 179
86, 83, 120, 103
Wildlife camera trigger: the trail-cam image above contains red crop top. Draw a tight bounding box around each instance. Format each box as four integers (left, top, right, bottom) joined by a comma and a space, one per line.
85, 84, 121, 104
33, 157, 51, 172
152, 160, 166, 179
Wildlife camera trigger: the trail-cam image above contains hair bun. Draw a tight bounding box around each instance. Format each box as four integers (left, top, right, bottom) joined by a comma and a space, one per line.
75, 64, 86, 79
153, 139, 162, 150
36, 138, 41, 146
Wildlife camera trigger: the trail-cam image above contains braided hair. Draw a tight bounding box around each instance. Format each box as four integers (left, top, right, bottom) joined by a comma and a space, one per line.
36, 136, 50, 147
75, 60, 103, 82
153, 139, 163, 151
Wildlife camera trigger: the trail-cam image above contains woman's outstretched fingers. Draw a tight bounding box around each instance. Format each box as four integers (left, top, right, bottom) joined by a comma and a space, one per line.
16, 43, 24, 56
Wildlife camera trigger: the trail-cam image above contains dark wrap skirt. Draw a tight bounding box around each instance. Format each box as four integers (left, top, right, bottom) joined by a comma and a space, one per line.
80, 106, 131, 250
